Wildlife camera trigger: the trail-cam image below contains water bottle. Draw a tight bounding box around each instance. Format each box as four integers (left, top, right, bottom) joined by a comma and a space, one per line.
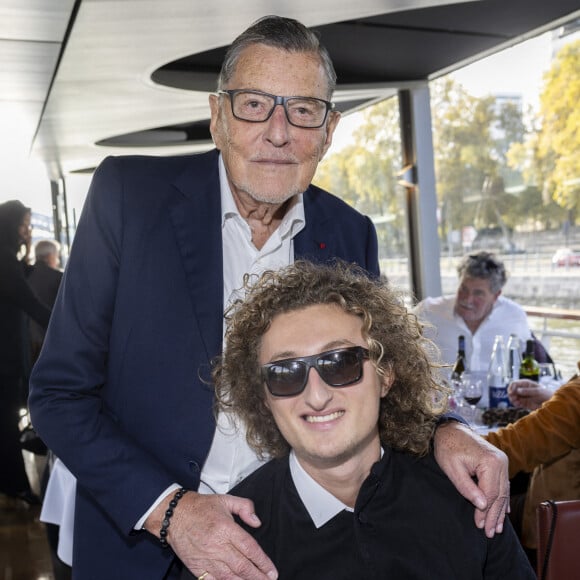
506, 334, 521, 381
487, 335, 510, 408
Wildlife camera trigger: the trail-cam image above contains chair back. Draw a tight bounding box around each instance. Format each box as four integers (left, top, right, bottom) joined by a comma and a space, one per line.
531, 331, 553, 364
537, 499, 580, 580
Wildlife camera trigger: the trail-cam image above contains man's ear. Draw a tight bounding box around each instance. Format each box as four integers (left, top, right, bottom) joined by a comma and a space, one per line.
320, 110, 341, 159
209, 93, 223, 149
380, 369, 395, 398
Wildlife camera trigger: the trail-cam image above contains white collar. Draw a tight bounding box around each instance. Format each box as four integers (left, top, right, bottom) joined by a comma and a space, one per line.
289, 448, 385, 528
289, 451, 350, 528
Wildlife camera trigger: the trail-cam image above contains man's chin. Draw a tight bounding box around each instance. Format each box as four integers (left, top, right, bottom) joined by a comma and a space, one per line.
245, 186, 301, 206
458, 309, 477, 321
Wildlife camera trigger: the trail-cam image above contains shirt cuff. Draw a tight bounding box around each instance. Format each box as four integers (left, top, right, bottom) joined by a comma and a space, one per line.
134, 483, 181, 530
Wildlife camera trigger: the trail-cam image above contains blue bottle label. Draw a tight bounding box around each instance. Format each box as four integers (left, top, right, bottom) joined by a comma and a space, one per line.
489, 385, 511, 408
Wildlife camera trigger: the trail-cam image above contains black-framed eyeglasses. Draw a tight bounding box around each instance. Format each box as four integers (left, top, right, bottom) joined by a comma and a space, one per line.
261, 346, 369, 397
218, 89, 335, 129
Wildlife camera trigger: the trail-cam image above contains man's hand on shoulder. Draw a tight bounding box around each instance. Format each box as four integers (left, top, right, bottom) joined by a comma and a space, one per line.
144, 490, 278, 580
433, 421, 509, 538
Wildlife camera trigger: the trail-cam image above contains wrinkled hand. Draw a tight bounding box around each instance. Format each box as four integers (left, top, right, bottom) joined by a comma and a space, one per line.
145, 491, 278, 580
508, 379, 552, 410
434, 422, 509, 538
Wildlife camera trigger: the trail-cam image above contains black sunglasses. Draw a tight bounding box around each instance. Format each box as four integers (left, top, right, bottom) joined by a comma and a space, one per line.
261, 346, 369, 397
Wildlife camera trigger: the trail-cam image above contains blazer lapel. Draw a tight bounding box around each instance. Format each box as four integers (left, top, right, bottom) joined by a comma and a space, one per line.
295, 187, 334, 263
168, 151, 224, 359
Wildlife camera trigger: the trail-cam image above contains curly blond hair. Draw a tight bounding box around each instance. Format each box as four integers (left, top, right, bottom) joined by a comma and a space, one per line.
214, 260, 448, 459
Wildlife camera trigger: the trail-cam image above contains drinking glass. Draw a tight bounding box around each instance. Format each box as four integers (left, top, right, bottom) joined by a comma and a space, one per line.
538, 363, 553, 386
448, 377, 463, 411
462, 376, 483, 424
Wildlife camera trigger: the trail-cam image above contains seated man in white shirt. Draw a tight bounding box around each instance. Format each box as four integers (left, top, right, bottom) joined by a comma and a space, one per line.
191, 260, 534, 579
413, 251, 531, 399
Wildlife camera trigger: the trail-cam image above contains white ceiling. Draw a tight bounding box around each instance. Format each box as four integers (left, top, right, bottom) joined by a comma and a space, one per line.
1, 0, 579, 183
0, 0, 73, 160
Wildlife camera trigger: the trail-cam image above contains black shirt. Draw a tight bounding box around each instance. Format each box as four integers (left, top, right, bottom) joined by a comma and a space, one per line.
228, 448, 535, 580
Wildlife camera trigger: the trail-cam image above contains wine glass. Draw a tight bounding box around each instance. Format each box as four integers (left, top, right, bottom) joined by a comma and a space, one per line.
538, 363, 553, 387
448, 375, 464, 411
462, 377, 483, 424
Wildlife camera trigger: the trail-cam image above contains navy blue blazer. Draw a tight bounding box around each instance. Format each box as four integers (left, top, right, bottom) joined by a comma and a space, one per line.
29, 149, 379, 579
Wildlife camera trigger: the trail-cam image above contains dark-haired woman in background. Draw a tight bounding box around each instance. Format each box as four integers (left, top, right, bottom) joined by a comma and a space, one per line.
0, 199, 50, 503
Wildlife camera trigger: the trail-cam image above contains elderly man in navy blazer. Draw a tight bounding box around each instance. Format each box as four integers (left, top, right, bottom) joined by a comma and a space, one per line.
30, 15, 509, 580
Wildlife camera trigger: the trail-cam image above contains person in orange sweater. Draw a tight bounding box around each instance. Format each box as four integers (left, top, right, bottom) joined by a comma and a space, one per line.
484, 371, 580, 566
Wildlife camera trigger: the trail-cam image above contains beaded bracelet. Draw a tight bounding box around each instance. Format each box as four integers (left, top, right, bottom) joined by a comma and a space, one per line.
159, 487, 188, 548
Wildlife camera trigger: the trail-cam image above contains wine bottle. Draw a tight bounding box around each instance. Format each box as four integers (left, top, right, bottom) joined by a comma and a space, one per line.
487, 335, 510, 408
451, 335, 467, 382
519, 339, 540, 382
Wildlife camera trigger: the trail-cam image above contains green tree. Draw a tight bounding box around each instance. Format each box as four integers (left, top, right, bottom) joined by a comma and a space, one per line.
536, 39, 580, 216
506, 40, 579, 225
317, 98, 401, 216
316, 76, 530, 255
315, 98, 407, 256
430, 78, 519, 243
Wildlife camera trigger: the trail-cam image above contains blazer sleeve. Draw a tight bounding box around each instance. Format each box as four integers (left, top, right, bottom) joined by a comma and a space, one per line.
29, 158, 178, 533
484, 378, 580, 477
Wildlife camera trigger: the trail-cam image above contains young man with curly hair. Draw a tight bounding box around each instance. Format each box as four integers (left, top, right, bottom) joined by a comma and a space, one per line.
206, 260, 534, 579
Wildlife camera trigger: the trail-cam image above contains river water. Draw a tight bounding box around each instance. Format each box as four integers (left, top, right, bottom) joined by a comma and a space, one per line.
527, 318, 579, 380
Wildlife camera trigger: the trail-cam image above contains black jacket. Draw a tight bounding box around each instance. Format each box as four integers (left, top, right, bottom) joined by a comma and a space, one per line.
0, 248, 50, 377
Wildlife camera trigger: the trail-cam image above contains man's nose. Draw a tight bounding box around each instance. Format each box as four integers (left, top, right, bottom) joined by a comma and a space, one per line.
460, 290, 473, 302
303, 367, 333, 408
263, 104, 291, 145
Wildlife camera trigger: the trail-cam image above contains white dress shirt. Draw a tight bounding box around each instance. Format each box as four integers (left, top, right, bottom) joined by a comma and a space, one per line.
414, 294, 531, 372
413, 294, 531, 406
198, 155, 305, 494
